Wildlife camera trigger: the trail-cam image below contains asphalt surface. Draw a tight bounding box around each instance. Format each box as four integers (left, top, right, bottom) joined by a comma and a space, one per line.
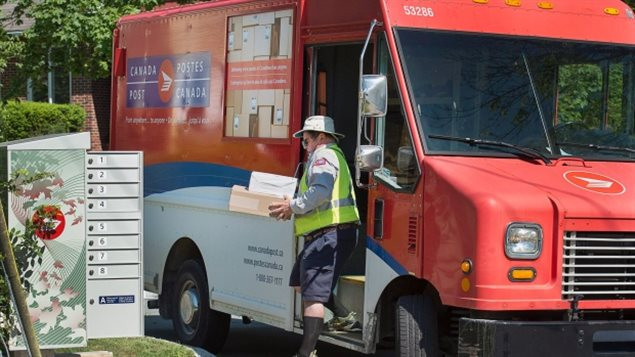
144, 315, 392, 357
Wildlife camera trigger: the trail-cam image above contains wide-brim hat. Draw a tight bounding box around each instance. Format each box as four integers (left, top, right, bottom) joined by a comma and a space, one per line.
292, 115, 345, 140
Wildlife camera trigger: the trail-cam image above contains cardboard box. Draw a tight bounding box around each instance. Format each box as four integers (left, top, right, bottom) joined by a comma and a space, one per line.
242, 27, 255, 61
283, 92, 290, 125
249, 114, 259, 137
274, 90, 284, 125
258, 11, 275, 25
230, 17, 243, 50
227, 50, 241, 63
275, 9, 293, 18
254, 25, 272, 57
249, 171, 297, 197
243, 13, 259, 26
225, 107, 235, 136
234, 90, 243, 114
233, 114, 250, 137
271, 18, 281, 57
257, 106, 273, 138
228, 185, 281, 217
271, 124, 288, 139
243, 90, 258, 115
259, 89, 275, 106
278, 17, 291, 57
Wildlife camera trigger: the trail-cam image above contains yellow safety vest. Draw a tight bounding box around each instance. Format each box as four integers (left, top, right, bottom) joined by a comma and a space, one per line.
294, 145, 360, 236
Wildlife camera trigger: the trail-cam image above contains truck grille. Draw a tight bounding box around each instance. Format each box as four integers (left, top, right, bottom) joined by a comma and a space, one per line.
562, 231, 635, 300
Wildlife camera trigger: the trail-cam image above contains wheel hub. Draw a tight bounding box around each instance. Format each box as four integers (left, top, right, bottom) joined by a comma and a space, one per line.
179, 287, 200, 325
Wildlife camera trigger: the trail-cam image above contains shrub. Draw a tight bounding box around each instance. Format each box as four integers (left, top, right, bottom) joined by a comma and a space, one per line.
0, 100, 85, 142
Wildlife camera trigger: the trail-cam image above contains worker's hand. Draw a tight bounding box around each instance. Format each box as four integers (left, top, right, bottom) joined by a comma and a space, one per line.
268, 196, 292, 221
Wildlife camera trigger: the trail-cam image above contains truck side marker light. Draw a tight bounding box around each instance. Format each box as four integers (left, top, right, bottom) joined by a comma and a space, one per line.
505, 0, 521, 7
461, 277, 471, 292
461, 259, 473, 274
537, 2, 553, 10
604, 8, 619, 16
508, 267, 536, 282
473, 0, 489, 4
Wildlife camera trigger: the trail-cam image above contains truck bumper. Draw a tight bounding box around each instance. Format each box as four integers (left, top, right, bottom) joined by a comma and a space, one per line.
458, 318, 635, 357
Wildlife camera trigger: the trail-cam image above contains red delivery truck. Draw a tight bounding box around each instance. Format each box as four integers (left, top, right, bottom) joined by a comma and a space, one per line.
110, 0, 635, 355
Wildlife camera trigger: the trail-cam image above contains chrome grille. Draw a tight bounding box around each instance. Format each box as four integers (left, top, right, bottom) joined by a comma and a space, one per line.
562, 231, 635, 300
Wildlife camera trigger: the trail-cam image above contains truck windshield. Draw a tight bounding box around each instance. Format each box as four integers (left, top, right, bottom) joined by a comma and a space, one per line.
396, 29, 635, 161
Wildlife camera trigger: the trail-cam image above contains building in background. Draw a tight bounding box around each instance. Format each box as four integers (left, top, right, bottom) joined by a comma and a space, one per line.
1, 3, 110, 150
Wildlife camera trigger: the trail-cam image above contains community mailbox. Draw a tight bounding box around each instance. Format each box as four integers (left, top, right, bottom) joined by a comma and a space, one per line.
0, 133, 143, 350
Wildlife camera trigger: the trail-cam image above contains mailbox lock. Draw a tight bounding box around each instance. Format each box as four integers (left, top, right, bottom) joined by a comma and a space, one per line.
88, 158, 94, 164
88, 173, 93, 179
89, 226, 94, 231
88, 188, 94, 194
89, 255, 94, 261
89, 299, 95, 305
89, 203, 94, 209
89, 240, 94, 246
89, 270, 94, 276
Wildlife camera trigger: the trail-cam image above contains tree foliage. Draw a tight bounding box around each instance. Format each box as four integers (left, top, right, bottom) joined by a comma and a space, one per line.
0, 0, 196, 82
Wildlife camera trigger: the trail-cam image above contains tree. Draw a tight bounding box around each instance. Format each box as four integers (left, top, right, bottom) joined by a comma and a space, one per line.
0, 0, 196, 83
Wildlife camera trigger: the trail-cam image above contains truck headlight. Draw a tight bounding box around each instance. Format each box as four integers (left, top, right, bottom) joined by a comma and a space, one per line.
505, 223, 542, 259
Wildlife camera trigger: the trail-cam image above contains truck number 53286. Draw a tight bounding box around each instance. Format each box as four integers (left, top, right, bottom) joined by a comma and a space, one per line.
403, 6, 434, 17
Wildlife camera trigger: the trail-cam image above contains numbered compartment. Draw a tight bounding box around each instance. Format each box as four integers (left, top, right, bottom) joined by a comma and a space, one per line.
87, 264, 140, 279
87, 279, 142, 338
87, 250, 140, 265
87, 183, 140, 197
87, 198, 140, 212
87, 168, 140, 183
87, 220, 140, 235
88, 235, 140, 250
87, 153, 141, 168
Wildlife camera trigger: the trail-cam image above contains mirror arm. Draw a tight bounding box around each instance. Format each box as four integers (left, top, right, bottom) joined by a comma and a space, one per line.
356, 19, 380, 189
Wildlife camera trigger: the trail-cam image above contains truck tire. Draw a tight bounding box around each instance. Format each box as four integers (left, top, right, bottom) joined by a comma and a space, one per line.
172, 259, 230, 353
395, 294, 439, 357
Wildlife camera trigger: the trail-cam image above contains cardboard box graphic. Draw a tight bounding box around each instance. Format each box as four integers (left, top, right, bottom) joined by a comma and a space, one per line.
254, 25, 272, 57
258, 106, 273, 138
233, 113, 250, 137
242, 27, 255, 61
258, 11, 275, 25
243, 13, 259, 26
249, 114, 259, 137
243, 90, 258, 115
225, 107, 235, 136
271, 124, 288, 138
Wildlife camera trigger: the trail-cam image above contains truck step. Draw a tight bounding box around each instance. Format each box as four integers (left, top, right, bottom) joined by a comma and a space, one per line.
335, 275, 365, 326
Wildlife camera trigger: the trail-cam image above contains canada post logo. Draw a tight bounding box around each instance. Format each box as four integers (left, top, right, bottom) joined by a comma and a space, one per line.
563, 171, 626, 195
126, 52, 210, 108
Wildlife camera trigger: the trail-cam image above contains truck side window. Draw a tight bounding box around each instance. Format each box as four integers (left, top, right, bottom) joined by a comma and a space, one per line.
224, 10, 294, 139
374, 35, 420, 191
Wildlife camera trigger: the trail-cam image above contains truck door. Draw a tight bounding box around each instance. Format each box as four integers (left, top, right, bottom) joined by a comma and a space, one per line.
367, 34, 423, 278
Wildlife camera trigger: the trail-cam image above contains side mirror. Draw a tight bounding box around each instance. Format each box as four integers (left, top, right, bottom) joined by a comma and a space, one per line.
361, 75, 387, 117
397, 146, 415, 172
356, 145, 384, 172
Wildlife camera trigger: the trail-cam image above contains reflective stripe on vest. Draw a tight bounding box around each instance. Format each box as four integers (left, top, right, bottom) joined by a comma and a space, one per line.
294, 145, 360, 236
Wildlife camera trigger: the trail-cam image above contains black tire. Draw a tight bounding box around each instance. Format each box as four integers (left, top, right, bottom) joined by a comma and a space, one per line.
172, 259, 230, 353
395, 293, 439, 357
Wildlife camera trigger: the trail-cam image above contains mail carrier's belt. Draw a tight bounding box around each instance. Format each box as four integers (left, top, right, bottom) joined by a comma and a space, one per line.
303, 222, 359, 242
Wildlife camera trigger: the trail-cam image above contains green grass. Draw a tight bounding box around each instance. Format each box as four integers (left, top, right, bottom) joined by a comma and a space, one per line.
55, 337, 195, 357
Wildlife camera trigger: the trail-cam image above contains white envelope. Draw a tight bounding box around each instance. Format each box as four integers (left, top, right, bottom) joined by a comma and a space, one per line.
248, 171, 297, 198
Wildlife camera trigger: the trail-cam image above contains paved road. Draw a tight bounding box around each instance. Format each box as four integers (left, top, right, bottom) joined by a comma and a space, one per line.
145, 315, 392, 357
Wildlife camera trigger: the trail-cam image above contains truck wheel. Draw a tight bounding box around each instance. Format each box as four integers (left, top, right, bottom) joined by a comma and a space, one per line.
172, 259, 230, 353
395, 294, 439, 357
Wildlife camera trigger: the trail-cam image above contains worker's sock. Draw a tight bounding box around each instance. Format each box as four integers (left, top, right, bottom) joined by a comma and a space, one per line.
298, 316, 323, 356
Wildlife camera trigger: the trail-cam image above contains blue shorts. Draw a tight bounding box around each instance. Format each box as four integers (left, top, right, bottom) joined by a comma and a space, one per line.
289, 225, 358, 303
